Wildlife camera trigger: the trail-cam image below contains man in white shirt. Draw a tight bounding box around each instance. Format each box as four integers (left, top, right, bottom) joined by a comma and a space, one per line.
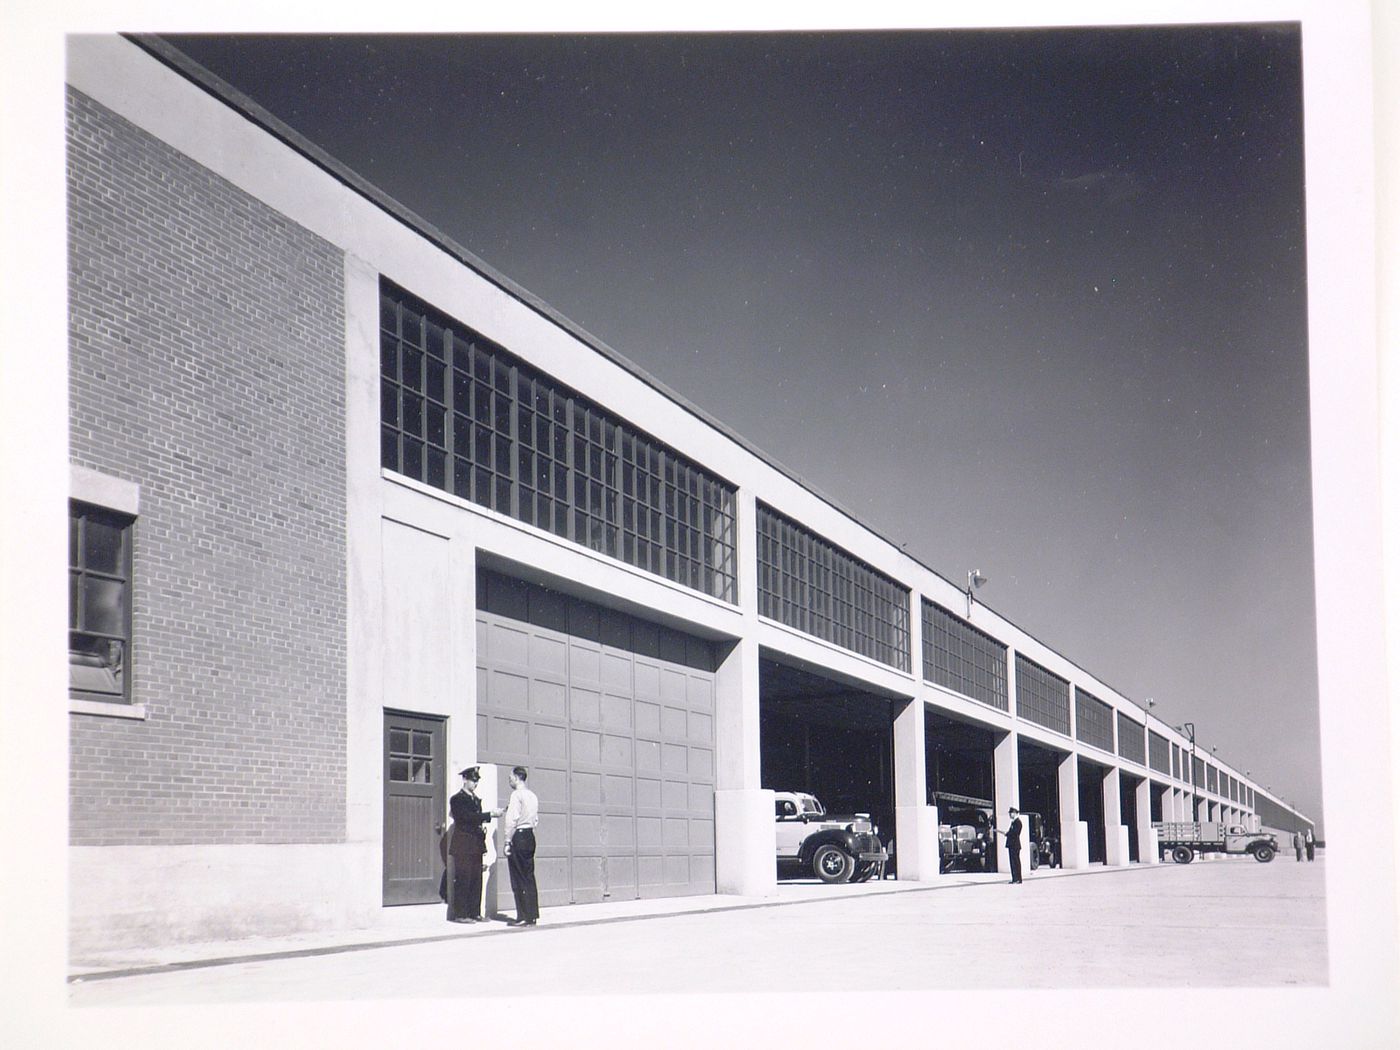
502, 765, 541, 926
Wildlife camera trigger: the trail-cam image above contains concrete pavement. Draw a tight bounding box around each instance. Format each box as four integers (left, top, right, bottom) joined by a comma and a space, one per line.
68, 855, 1326, 1004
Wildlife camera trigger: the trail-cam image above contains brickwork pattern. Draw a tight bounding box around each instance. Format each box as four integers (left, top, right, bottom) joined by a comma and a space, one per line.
67, 88, 348, 846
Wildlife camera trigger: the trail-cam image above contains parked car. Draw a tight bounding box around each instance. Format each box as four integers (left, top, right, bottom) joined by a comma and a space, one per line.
933, 792, 995, 873
775, 791, 887, 883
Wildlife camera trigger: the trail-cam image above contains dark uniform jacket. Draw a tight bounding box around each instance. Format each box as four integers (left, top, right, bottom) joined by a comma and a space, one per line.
1005, 816, 1023, 851
447, 789, 492, 864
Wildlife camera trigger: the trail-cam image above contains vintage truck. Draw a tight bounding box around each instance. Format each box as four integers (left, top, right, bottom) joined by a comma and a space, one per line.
1154, 821, 1278, 863
934, 791, 996, 873
775, 791, 887, 883
1021, 811, 1059, 870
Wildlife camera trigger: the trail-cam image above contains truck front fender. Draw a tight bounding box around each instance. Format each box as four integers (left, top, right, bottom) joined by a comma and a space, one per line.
798, 829, 857, 866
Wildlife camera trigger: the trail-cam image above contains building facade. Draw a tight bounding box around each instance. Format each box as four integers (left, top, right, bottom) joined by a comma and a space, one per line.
67, 35, 1313, 953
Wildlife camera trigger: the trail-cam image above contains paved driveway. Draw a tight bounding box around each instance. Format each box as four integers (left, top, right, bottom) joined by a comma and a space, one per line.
70, 856, 1326, 1007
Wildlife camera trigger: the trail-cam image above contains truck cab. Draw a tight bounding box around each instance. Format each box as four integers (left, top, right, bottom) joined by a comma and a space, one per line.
775, 791, 887, 883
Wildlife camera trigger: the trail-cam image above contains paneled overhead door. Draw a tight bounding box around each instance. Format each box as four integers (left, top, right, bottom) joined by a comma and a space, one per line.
476, 571, 717, 909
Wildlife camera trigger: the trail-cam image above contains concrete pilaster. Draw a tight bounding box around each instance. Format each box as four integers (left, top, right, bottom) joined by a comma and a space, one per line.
1057, 751, 1086, 869
893, 696, 936, 880
714, 492, 775, 897
993, 730, 1020, 876
1135, 777, 1156, 864
1103, 766, 1128, 866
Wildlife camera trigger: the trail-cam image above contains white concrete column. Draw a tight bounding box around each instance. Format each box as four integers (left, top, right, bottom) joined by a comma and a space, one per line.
714, 635, 774, 896
1135, 777, 1156, 864
1103, 766, 1128, 866
1058, 752, 1087, 869
893, 696, 937, 880
993, 729, 1020, 876
714, 489, 774, 897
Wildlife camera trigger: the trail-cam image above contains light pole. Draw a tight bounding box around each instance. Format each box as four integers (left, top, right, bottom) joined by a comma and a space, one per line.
1176, 722, 1197, 821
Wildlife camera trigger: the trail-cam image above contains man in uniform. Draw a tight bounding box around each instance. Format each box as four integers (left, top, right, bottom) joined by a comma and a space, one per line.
445, 766, 495, 923
501, 765, 541, 927
1003, 806, 1024, 884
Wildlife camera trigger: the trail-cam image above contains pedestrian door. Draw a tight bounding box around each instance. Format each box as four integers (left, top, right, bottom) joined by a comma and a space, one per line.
382, 711, 447, 905
476, 571, 717, 911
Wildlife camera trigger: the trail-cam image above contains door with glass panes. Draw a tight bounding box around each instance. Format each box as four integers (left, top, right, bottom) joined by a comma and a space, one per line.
382, 711, 447, 905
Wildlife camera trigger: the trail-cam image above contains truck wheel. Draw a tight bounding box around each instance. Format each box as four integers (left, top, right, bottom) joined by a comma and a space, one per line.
1252, 844, 1275, 863
1171, 845, 1194, 865
813, 844, 856, 883
851, 862, 874, 883
1030, 851, 1040, 871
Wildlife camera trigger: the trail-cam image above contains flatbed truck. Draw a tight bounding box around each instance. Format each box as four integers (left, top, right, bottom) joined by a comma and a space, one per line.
1153, 821, 1277, 863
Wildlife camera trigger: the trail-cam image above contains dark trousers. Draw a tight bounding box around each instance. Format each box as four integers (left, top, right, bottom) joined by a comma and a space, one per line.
508, 828, 539, 921
1305, 843, 1315, 861
448, 852, 484, 920
1008, 847, 1022, 884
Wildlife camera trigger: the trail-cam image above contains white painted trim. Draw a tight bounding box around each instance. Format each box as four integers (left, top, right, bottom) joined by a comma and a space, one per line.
69, 699, 146, 720
756, 614, 918, 692
383, 469, 742, 619
69, 463, 139, 515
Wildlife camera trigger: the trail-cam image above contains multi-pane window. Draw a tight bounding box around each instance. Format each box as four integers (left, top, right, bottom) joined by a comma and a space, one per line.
1192, 755, 1206, 789
69, 501, 133, 703
756, 503, 910, 671
1015, 655, 1070, 735
1075, 687, 1114, 751
1206, 765, 1218, 794
1247, 787, 1254, 809
922, 600, 1008, 710
1172, 743, 1181, 780
1149, 731, 1170, 774
380, 281, 737, 601
1117, 712, 1146, 765
387, 726, 434, 783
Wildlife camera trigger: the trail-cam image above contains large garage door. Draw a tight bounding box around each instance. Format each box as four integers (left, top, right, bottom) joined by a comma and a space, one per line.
476, 571, 717, 908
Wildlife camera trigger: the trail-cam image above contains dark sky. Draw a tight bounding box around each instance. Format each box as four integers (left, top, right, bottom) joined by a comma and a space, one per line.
163, 26, 1318, 825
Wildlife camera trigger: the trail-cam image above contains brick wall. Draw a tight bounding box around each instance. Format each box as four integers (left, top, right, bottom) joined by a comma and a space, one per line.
67, 88, 348, 846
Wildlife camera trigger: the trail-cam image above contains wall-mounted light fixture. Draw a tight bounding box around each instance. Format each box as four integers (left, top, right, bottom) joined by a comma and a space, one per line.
965, 569, 988, 617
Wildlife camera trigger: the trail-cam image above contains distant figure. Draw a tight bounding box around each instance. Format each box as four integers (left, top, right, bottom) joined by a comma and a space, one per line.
1304, 828, 1316, 862
1292, 830, 1304, 862
1003, 807, 1024, 884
